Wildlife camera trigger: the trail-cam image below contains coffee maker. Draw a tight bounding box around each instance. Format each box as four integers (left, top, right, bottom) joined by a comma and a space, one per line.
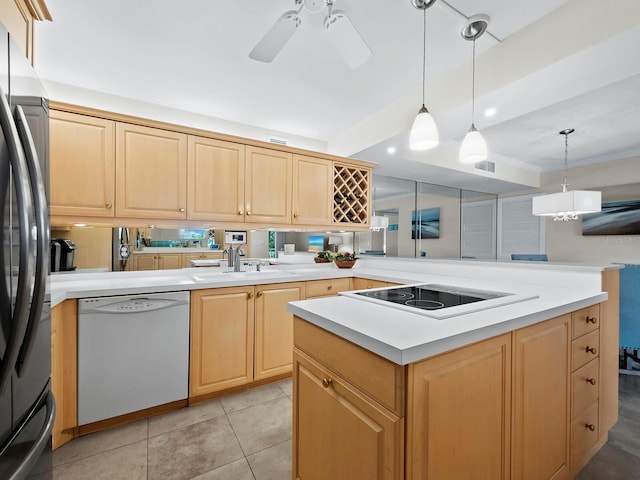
50, 238, 77, 272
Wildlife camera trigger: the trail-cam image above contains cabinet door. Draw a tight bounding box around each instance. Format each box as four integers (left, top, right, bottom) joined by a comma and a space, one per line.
116, 123, 187, 219
293, 350, 403, 480
406, 333, 511, 480
512, 314, 571, 480
50, 111, 115, 217
51, 300, 77, 450
157, 253, 182, 270
292, 154, 332, 225
187, 136, 245, 222
190, 287, 255, 397
244, 146, 292, 224
255, 282, 304, 380
132, 254, 157, 271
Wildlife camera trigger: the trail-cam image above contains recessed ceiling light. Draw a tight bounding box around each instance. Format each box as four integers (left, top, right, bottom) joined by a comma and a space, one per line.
484, 107, 497, 117
387, 146, 396, 154
74, 223, 86, 227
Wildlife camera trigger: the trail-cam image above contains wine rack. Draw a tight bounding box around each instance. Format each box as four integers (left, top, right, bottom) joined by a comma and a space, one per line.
333, 164, 370, 224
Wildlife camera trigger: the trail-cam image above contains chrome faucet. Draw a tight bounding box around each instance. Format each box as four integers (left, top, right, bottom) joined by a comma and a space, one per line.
224, 245, 234, 268
233, 247, 242, 272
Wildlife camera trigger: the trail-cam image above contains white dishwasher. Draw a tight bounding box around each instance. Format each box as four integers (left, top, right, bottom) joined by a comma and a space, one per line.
78, 291, 190, 425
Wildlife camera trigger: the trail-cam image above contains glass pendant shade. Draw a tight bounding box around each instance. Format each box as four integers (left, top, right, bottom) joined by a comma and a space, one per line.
459, 125, 487, 163
409, 105, 439, 151
532, 189, 601, 222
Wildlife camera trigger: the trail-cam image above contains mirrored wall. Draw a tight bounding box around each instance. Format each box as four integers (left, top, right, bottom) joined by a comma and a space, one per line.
354, 175, 498, 260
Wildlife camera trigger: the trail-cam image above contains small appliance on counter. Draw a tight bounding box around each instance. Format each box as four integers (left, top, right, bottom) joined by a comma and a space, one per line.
50, 238, 76, 271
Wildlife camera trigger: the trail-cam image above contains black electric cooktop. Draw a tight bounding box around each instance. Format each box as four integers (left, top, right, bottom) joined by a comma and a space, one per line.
354, 284, 511, 311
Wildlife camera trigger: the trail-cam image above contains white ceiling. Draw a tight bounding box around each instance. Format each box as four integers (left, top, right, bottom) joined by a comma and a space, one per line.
34, 0, 640, 194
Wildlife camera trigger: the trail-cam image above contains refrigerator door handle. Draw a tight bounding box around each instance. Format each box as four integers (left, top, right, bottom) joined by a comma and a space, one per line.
14, 105, 49, 377
0, 88, 36, 396
0, 386, 55, 480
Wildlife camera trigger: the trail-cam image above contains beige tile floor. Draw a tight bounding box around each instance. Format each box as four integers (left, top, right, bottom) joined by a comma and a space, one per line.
53, 374, 640, 480
52, 380, 293, 480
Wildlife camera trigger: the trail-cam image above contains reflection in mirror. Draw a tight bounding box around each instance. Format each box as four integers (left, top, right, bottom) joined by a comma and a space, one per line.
357, 175, 498, 259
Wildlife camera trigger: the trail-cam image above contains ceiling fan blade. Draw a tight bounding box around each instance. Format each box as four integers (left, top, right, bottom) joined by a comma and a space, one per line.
324, 10, 372, 69
249, 11, 302, 63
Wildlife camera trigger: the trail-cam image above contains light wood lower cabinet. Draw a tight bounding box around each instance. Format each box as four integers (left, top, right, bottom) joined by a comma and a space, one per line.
182, 251, 223, 268
189, 286, 255, 397
512, 314, 571, 480
305, 278, 351, 298
352, 278, 391, 290
294, 301, 616, 480
132, 253, 182, 271
190, 282, 304, 399
254, 282, 304, 380
293, 349, 403, 480
407, 333, 512, 480
51, 299, 78, 450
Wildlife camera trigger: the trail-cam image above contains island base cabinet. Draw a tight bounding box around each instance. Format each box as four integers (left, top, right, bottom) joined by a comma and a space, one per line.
512, 314, 571, 480
293, 349, 403, 480
406, 333, 512, 480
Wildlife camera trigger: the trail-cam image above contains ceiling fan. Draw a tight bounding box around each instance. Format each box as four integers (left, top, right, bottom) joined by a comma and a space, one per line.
249, 0, 372, 69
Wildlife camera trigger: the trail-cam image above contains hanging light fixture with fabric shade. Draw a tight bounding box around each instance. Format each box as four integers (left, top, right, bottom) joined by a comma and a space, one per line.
409, 0, 439, 151
459, 14, 489, 164
370, 186, 389, 231
532, 129, 602, 221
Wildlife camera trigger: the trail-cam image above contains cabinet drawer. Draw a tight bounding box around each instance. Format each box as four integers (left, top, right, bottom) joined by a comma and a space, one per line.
571, 330, 600, 371
572, 305, 600, 339
305, 278, 351, 298
572, 358, 599, 418
571, 402, 599, 469
293, 316, 404, 415
352, 278, 389, 291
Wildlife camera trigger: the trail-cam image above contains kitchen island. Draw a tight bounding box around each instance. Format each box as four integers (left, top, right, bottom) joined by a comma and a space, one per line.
286, 258, 620, 480
49, 258, 619, 480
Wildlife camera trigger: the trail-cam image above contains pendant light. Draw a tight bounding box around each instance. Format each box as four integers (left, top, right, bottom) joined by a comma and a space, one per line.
532, 129, 601, 221
459, 14, 489, 164
370, 186, 389, 231
409, 0, 439, 151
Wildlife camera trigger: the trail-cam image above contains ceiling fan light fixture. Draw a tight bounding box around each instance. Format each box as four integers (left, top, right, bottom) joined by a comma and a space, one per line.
249, 10, 302, 63
410, 105, 439, 151
324, 10, 372, 69
459, 124, 487, 163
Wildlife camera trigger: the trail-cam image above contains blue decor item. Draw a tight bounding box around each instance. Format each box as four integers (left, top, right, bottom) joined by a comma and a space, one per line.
412, 208, 440, 239
620, 264, 640, 350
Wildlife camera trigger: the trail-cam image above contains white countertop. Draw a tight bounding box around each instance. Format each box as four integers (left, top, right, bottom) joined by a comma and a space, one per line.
49, 257, 619, 366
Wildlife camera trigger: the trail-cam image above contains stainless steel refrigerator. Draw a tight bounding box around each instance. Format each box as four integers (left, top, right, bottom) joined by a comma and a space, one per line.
0, 21, 54, 480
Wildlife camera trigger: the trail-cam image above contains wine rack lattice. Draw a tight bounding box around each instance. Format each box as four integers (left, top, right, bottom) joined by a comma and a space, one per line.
333, 164, 370, 224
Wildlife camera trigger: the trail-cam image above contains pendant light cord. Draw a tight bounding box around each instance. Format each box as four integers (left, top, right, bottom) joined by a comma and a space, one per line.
421, 9, 426, 106
562, 131, 569, 190
471, 38, 476, 127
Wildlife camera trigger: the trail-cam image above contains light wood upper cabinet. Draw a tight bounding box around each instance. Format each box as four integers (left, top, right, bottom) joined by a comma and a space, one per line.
292, 154, 332, 225
512, 314, 571, 480
254, 282, 304, 380
187, 136, 245, 222
116, 123, 188, 219
406, 333, 511, 480
244, 146, 292, 224
190, 286, 255, 397
50, 111, 115, 217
